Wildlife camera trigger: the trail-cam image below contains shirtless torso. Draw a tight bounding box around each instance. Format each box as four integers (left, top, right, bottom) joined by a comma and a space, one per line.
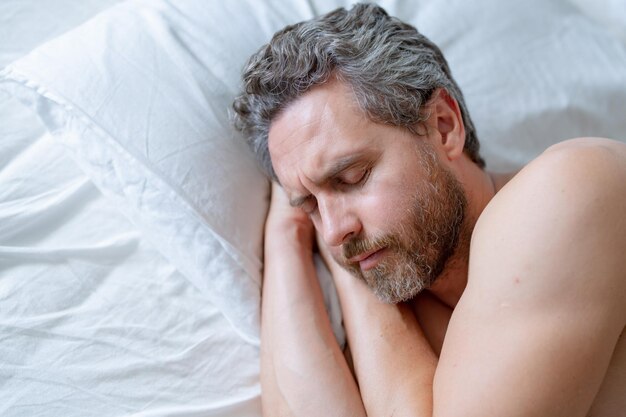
411, 137, 626, 417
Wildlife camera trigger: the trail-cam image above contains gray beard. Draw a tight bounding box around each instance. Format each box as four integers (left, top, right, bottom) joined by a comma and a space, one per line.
339, 147, 469, 303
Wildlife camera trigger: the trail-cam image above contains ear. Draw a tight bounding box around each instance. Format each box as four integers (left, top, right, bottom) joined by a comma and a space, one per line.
429, 88, 466, 161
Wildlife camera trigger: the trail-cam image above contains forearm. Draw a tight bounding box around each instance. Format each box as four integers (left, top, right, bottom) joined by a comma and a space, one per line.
332, 266, 437, 417
261, 226, 365, 417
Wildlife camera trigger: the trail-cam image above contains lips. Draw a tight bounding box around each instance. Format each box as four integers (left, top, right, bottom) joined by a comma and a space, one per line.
349, 247, 387, 272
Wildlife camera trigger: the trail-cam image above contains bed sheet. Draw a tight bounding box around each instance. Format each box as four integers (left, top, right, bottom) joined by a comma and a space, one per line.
0, 131, 260, 417
0, 0, 122, 202
0, 0, 122, 68
0, 1, 262, 416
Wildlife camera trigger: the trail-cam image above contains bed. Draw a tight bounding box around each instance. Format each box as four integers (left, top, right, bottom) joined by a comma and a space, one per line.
0, 0, 624, 416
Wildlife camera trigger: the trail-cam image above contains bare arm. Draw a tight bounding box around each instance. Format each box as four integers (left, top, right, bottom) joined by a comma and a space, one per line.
261, 183, 365, 417
318, 238, 439, 417
318, 139, 626, 417
433, 142, 626, 417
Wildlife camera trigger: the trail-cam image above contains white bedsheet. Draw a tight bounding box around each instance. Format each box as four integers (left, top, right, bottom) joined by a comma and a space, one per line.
0, 1, 261, 416
0, 132, 260, 417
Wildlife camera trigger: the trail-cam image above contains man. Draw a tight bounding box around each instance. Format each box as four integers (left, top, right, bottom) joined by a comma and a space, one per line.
232, 4, 626, 417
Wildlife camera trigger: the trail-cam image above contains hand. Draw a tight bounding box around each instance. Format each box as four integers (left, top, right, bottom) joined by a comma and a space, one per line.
315, 228, 334, 269
265, 182, 315, 251
315, 227, 350, 280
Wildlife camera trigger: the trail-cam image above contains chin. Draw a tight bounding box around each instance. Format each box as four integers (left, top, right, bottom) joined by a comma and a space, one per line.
368, 273, 430, 304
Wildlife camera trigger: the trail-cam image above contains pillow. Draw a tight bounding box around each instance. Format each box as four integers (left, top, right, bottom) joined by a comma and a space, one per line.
2, 0, 625, 345
0, 0, 316, 344
411, 0, 626, 171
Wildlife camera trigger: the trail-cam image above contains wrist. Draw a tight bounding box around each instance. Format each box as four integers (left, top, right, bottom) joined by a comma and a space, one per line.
265, 220, 315, 253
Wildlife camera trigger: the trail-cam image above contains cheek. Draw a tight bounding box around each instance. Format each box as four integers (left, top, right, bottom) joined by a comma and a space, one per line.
359, 180, 416, 234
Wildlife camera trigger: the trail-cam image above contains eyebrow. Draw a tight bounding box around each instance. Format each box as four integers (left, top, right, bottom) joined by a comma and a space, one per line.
288, 153, 366, 208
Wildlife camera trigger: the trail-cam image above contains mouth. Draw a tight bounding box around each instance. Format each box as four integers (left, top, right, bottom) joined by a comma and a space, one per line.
349, 247, 387, 272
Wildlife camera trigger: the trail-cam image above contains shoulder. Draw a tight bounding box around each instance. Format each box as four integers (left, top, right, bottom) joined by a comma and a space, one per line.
491, 137, 626, 211
468, 137, 626, 314
537, 137, 626, 186
477, 137, 626, 241
435, 138, 626, 417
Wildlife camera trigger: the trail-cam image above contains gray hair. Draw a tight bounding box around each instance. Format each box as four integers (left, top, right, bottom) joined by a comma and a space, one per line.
232, 3, 485, 181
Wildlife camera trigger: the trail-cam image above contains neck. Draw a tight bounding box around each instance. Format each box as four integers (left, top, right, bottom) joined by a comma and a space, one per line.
428, 166, 501, 308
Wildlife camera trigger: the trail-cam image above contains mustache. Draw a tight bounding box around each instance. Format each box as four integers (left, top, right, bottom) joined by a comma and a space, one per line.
342, 234, 400, 261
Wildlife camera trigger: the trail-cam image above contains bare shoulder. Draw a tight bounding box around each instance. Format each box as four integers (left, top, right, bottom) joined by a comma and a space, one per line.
469, 137, 626, 313
540, 136, 626, 181
498, 137, 626, 205
435, 138, 626, 417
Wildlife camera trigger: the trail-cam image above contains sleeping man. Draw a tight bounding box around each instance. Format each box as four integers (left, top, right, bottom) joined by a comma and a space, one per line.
232, 4, 626, 416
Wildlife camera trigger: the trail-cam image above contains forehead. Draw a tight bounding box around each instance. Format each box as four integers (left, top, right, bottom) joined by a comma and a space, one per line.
268, 79, 372, 187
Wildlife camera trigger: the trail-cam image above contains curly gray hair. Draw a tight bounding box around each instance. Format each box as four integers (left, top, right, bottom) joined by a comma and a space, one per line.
232, 3, 485, 181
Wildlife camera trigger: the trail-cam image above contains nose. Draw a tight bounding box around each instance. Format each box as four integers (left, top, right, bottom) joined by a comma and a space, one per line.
317, 195, 361, 247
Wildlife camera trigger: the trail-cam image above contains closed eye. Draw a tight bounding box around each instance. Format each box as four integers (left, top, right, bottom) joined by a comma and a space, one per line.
336, 166, 371, 188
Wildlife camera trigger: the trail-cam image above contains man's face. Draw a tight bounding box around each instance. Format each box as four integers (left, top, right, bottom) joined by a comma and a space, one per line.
268, 79, 467, 302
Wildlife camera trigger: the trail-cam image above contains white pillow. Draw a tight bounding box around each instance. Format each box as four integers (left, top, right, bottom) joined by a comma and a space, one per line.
0, 0, 315, 343
412, 0, 626, 171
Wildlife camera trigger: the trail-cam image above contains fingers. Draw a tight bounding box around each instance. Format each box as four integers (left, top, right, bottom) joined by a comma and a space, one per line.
269, 181, 289, 206
266, 182, 315, 244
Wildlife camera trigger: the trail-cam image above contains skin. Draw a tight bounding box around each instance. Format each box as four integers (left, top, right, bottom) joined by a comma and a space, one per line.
263, 77, 626, 417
